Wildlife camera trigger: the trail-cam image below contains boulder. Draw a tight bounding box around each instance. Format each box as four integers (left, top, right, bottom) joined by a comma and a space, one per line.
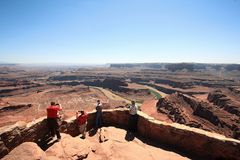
45, 133, 91, 160
2, 142, 46, 160
0, 118, 48, 158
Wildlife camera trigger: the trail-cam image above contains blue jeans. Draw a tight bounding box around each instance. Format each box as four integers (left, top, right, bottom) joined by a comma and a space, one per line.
95, 112, 102, 128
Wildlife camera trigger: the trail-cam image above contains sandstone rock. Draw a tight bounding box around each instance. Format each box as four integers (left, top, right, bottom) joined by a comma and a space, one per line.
207, 90, 240, 116
0, 109, 240, 160
98, 128, 109, 143
0, 118, 48, 158
156, 93, 240, 139
0, 140, 9, 158
45, 133, 91, 160
87, 126, 190, 160
137, 110, 240, 160
2, 142, 46, 160
0, 123, 24, 149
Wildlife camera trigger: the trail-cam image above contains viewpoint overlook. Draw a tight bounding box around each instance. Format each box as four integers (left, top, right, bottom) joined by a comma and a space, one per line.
0, 64, 240, 160
1, 0, 240, 159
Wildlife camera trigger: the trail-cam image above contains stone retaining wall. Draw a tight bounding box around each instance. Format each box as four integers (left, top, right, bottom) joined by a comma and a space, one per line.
0, 109, 240, 159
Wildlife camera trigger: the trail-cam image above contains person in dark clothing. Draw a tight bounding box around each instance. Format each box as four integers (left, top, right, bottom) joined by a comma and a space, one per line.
46, 102, 62, 141
95, 100, 103, 128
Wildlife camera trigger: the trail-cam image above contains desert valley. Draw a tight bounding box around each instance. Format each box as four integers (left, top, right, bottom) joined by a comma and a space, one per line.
0, 63, 240, 159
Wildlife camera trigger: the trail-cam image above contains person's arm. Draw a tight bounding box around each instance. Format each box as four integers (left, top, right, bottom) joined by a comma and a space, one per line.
84, 113, 88, 122
55, 105, 62, 111
59, 105, 62, 110
137, 105, 141, 111
76, 111, 79, 119
129, 105, 133, 110
55, 106, 62, 118
126, 104, 131, 108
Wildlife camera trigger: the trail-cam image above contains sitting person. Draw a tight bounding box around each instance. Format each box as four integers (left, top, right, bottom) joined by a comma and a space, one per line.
76, 110, 88, 139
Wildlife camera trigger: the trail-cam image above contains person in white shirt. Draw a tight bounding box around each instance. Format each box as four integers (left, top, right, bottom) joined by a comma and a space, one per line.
128, 101, 140, 133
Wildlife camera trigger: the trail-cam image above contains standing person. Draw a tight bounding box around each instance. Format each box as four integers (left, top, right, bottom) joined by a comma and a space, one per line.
76, 110, 88, 139
95, 100, 103, 128
46, 102, 62, 141
128, 101, 140, 133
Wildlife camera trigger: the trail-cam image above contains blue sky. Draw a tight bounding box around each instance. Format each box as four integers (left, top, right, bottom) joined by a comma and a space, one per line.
0, 0, 240, 64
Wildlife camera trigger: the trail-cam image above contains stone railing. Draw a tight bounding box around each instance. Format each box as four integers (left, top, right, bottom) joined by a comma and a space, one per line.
0, 109, 240, 159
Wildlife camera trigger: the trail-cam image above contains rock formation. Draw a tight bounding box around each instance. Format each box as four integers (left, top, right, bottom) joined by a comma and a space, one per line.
45, 134, 91, 160
208, 90, 240, 116
0, 109, 240, 160
2, 142, 46, 160
156, 93, 240, 139
2, 127, 192, 160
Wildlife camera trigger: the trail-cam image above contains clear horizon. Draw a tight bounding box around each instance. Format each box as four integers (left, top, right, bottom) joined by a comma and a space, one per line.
0, 0, 240, 64
1, 62, 240, 66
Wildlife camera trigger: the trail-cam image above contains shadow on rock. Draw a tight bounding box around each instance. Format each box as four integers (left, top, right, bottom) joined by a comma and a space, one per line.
37, 133, 58, 151
88, 128, 98, 137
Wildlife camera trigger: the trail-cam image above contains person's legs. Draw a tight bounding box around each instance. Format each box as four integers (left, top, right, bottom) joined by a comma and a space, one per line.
79, 125, 83, 134
95, 112, 100, 128
99, 113, 102, 127
79, 123, 87, 138
47, 118, 55, 137
79, 122, 87, 138
133, 115, 138, 132
83, 122, 87, 138
55, 128, 61, 139
53, 119, 61, 139
128, 115, 133, 132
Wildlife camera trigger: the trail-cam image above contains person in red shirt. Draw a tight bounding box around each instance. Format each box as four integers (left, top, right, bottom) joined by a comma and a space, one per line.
47, 102, 62, 140
76, 110, 88, 139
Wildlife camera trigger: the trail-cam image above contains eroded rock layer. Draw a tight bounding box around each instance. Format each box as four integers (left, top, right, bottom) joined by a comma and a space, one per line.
156, 93, 240, 139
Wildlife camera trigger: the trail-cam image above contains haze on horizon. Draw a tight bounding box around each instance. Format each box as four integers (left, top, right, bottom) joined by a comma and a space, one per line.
0, 0, 240, 64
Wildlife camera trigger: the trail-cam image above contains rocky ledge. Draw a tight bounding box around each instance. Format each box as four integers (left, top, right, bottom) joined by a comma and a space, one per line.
0, 109, 240, 160
2, 127, 192, 160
